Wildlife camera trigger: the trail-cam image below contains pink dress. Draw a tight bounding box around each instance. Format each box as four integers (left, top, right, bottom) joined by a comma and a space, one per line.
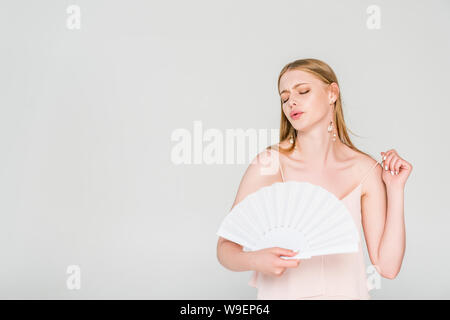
248, 159, 381, 300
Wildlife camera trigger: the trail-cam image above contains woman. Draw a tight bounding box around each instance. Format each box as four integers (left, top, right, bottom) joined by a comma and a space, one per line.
216, 58, 412, 299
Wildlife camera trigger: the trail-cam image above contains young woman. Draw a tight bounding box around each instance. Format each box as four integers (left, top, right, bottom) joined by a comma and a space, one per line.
216, 58, 412, 300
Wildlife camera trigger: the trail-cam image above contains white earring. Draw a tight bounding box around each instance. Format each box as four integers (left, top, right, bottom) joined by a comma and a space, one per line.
328, 121, 337, 142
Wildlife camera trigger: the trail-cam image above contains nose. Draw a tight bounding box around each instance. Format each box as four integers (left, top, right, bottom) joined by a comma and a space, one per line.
289, 100, 297, 109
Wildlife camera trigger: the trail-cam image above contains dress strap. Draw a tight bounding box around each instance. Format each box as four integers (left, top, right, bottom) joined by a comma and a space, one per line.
359, 160, 380, 185
279, 162, 285, 182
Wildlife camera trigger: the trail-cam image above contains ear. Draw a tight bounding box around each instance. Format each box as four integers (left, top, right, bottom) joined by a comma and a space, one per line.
328, 82, 339, 103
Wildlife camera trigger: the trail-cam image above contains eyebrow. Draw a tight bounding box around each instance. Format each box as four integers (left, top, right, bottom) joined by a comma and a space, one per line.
279, 82, 309, 95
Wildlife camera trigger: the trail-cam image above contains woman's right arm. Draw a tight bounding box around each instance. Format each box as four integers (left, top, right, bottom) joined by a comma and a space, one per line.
216, 237, 255, 272
216, 148, 301, 274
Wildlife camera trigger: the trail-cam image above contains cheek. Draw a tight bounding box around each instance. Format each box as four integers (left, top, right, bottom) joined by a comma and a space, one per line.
305, 93, 326, 110
304, 93, 317, 105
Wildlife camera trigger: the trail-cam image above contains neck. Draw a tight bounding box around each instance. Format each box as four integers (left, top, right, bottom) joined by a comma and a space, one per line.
294, 124, 340, 168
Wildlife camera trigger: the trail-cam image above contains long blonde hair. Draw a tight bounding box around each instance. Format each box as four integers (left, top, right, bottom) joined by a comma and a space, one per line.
271, 58, 372, 159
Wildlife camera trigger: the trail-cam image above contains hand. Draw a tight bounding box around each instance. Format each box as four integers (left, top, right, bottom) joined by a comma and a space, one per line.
248, 247, 302, 277
380, 149, 413, 188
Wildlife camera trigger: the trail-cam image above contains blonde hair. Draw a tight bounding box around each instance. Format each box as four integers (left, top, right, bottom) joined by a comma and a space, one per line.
270, 58, 372, 159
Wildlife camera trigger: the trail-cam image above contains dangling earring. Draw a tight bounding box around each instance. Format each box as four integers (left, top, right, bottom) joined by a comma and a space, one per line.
328, 121, 337, 142
289, 135, 294, 144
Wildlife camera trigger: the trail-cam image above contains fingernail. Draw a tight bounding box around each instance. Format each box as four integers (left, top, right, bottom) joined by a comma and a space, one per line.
390, 170, 394, 175
383, 156, 386, 160
395, 171, 398, 175
385, 165, 388, 170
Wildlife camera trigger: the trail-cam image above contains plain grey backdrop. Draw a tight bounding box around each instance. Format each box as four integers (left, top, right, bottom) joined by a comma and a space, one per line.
0, 0, 449, 299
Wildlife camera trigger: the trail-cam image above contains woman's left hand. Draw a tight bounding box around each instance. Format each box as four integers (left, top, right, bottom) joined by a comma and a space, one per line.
380, 149, 413, 189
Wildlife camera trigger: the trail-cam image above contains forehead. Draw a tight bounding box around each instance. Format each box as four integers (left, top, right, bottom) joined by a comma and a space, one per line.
279, 69, 318, 93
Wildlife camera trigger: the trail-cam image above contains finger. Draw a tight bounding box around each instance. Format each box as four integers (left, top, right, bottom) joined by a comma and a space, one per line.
279, 259, 301, 268
391, 156, 402, 175
383, 152, 395, 171
274, 268, 286, 276
273, 247, 297, 256
389, 156, 399, 174
386, 154, 396, 174
406, 161, 413, 171
384, 150, 395, 158
393, 158, 403, 174
381, 150, 393, 168
385, 149, 397, 155
382, 150, 394, 159
400, 159, 412, 172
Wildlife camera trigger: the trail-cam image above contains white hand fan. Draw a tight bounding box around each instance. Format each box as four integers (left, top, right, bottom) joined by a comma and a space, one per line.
216, 181, 360, 259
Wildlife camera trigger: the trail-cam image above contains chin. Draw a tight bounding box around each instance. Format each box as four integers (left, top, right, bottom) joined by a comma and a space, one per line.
290, 122, 305, 130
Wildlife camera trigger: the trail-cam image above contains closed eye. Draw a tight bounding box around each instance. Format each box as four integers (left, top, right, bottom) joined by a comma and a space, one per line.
282, 90, 310, 103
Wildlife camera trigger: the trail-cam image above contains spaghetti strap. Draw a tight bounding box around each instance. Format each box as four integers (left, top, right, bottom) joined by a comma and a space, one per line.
279, 162, 285, 182
360, 160, 380, 185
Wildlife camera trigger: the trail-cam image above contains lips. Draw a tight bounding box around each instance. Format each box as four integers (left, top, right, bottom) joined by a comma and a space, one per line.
290, 110, 304, 119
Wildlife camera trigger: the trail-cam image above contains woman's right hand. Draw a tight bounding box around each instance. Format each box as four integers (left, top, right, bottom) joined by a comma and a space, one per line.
248, 247, 302, 277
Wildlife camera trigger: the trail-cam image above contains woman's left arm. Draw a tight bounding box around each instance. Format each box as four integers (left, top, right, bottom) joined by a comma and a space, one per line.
361, 149, 413, 279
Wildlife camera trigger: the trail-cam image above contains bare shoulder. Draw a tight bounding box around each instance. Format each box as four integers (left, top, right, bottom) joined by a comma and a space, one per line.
217, 147, 282, 246
339, 143, 376, 170
355, 152, 379, 171
353, 151, 383, 198
230, 146, 282, 211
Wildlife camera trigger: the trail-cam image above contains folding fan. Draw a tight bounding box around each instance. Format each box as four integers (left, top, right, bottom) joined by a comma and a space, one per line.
216, 181, 360, 259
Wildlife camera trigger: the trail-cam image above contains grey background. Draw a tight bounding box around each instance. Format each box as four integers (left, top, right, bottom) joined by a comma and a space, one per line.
0, 0, 449, 299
